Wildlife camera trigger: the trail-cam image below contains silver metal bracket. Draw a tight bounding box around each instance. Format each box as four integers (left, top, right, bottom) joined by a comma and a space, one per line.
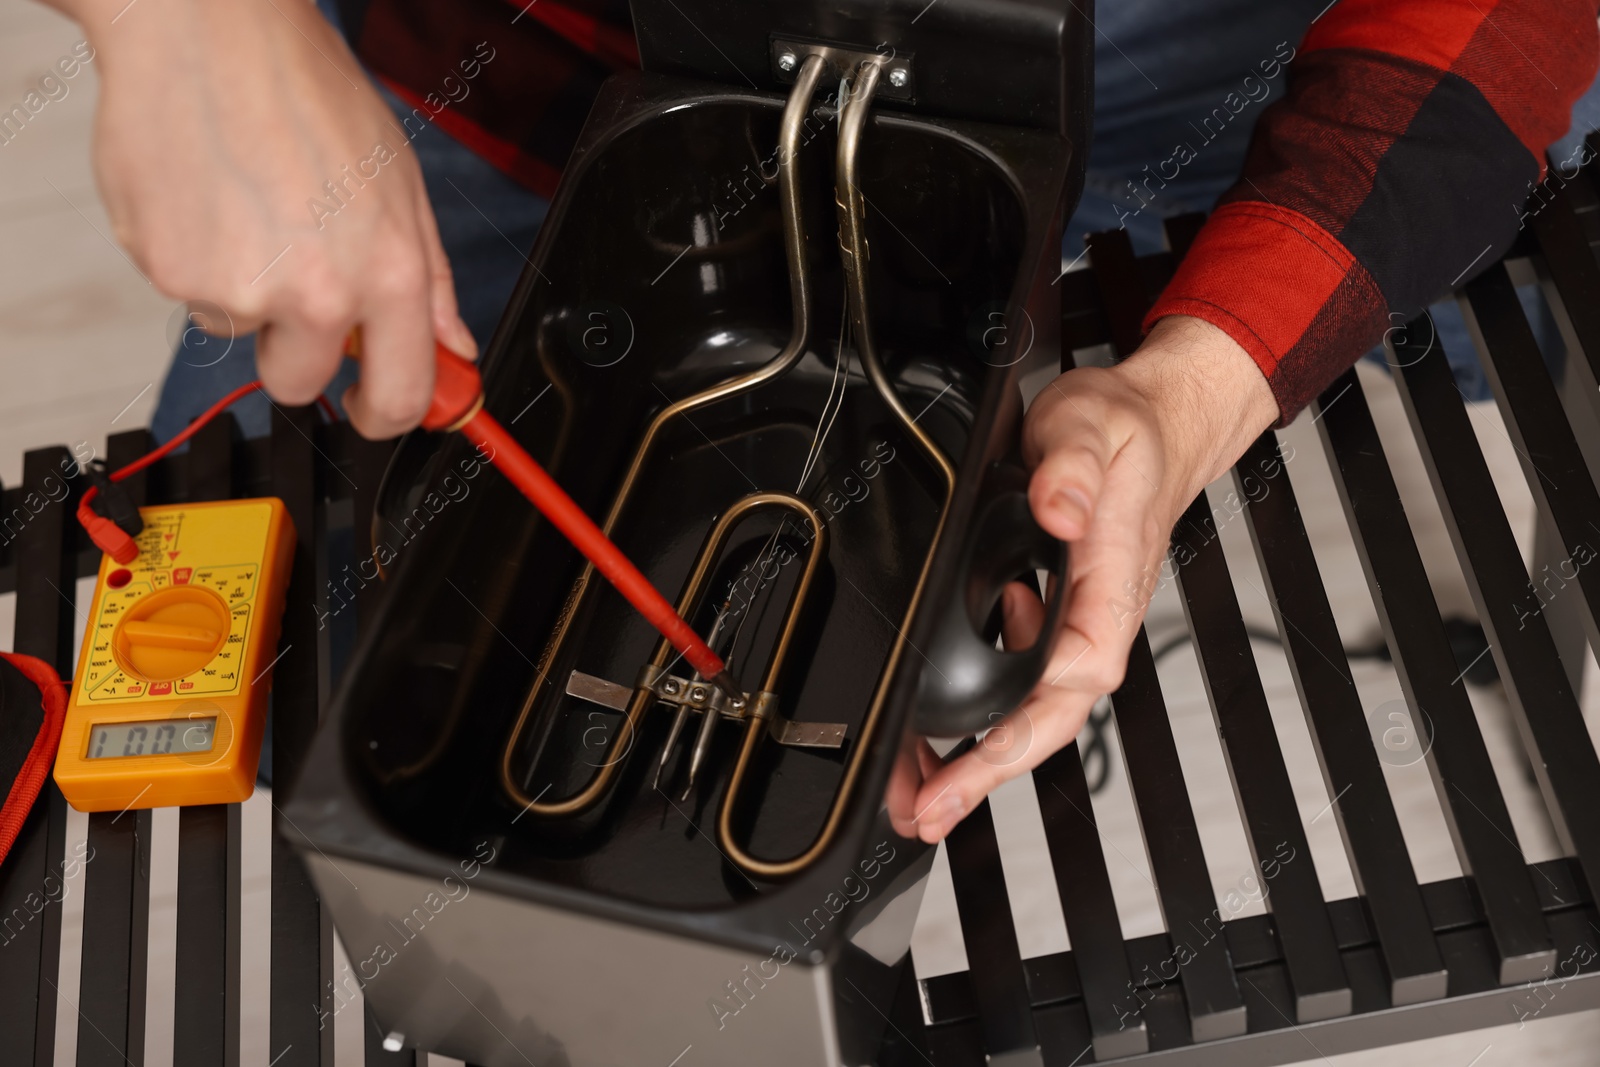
635, 663, 736, 714
770, 38, 915, 103
565, 669, 632, 712
767, 718, 849, 749
564, 669, 847, 750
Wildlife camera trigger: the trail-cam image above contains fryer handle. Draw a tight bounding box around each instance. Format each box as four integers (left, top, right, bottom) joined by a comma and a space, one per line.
913, 461, 1068, 738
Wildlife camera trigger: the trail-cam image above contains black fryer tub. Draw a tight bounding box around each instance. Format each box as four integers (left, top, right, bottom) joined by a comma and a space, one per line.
286, 70, 1071, 957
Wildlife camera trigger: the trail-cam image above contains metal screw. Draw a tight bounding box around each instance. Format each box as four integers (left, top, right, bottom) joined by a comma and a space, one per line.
662, 678, 681, 696
888, 68, 909, 88
778, 52, 798, 73
689, 685, 708, 702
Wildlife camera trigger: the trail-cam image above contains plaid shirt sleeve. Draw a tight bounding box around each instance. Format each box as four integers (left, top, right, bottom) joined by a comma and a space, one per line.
335, 0, 637, 199
1143, 0, 1600, 424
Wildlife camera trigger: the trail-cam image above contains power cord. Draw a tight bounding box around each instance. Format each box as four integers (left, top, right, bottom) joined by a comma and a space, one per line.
1080, 618, 1495, 794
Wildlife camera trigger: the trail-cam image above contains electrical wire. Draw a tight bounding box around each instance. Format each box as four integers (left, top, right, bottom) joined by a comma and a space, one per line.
718, 294, 852, 676
77, 380, 336, 562
1147, 625, 1391, 666
795, 301, 852, 495
1080, 622, 1474, 795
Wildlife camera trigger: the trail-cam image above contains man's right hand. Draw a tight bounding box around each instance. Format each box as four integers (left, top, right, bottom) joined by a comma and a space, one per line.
54, 0, 477, 438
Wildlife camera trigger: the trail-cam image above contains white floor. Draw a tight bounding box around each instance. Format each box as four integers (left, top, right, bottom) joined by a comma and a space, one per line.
4, 2, 1599, 1063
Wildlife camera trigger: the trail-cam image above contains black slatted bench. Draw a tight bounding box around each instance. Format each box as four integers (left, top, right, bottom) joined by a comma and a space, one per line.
5, 135, 1600, 1067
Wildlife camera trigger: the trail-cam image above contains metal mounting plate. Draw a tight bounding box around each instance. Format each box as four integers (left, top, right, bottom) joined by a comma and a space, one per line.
564, 669, 846, 749
769, 37, 916, 103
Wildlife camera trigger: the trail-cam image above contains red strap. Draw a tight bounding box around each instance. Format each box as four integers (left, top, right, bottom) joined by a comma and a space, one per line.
0, 653, 68, 866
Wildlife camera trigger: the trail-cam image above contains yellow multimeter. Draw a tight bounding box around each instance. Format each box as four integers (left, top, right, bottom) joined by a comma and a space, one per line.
55, 499, 296, 812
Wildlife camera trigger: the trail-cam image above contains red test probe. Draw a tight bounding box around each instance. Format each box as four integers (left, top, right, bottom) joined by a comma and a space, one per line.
421, 343, 741, 702
75, 343, 737, 703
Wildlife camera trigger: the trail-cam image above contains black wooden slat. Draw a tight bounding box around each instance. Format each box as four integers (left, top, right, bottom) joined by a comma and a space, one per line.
1392, 319, 1600, 913
1575, 135, 1600, 209
173, 804, 240, 1065
1530, 857, 1589, 909
942, 798, 1043, 1066
921, 971, 978, 1027
1313, 369, 1555, 984
1529, 158, 1600, 415
1024, 951, 1081, 1005
876, 962, 937, 1067
0, 446, 76, 1067
1236, 432, 1448, 1006
1162, 213, 1208, 261
1326, 898, 1375, 950
1223, 915, 1281, 971
1059, 268, 1111, 355
923, 1019, 985, 1067
1033, 741, 1149, 1057
75, 813, 152, 1067
1078, 216, 1253, 1044
1085, 230, 1149, 357
1171, 494, 1353, 1023
269, 402, 334, 1066
175, 413, 241, 1067
1461, 262, 1600, 654
76, 430, 155, 1067
110, 429, 155, 505
1107, 631, 1248, 1042
187, 414, 235, 503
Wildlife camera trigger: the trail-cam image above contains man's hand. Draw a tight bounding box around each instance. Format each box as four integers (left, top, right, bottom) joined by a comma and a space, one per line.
887, 315, 1279, 842
55, 0, 476, 438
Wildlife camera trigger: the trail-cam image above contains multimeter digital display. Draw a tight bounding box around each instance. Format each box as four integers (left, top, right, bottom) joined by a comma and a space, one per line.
55, 498, 296, 812
85, 717, 217, 758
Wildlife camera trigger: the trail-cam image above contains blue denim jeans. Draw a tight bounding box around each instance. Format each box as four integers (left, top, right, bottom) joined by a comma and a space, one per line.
153, 0, 1600, 433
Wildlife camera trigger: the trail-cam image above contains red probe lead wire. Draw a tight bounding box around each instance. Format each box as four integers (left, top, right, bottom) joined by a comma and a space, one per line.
78, 383, 336, 563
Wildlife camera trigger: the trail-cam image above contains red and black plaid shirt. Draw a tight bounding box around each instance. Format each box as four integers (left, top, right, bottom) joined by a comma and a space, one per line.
1149, 0, 1599, 421
334, 0, 637, 196
338, 0, 1599, 422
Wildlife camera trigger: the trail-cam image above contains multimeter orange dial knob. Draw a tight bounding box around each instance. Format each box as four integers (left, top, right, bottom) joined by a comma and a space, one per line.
111, 586, 231, 682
